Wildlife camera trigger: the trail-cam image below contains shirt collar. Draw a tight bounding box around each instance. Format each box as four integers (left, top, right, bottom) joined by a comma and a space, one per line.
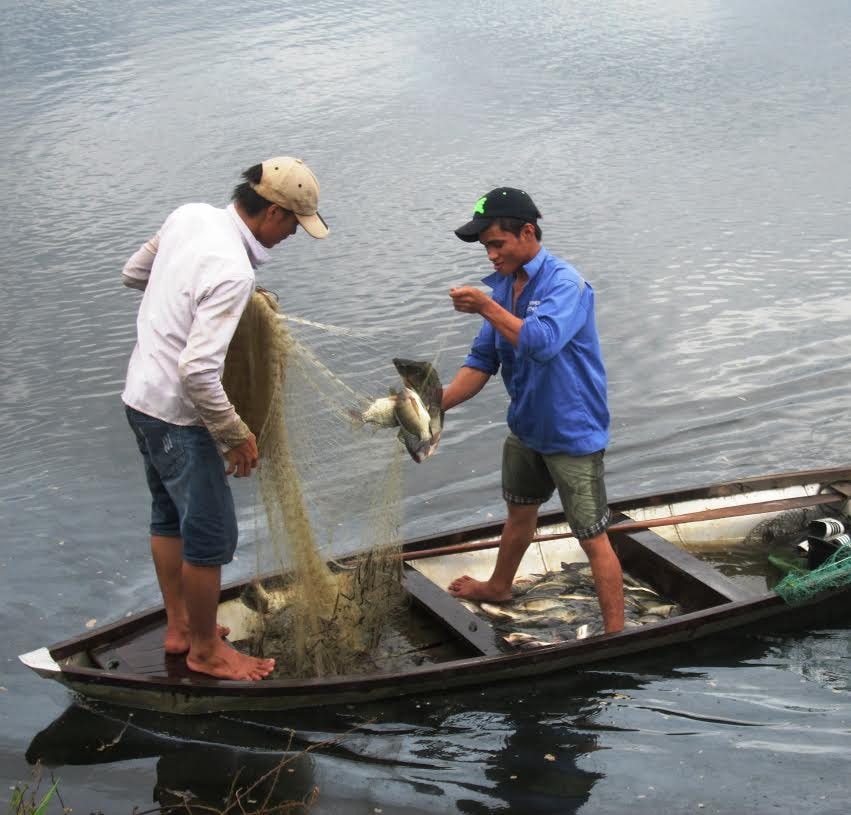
480, 246, 548, 288
227, 203, 270, 268
523, 246, 547, 279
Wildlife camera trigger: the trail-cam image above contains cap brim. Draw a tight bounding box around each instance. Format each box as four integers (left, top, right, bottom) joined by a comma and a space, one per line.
454, 218, 488, 242
297, 211, 329, 239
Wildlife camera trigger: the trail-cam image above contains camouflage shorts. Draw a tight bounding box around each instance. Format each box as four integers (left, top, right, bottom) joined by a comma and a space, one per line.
501, 433, 610, 540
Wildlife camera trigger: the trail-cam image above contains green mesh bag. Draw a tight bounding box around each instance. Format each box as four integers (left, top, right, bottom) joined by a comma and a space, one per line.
774, 542, 851, 605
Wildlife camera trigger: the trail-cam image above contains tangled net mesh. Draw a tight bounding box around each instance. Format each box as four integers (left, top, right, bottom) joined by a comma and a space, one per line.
774, 541, 851, 604
740, 504, 851, 605
223, 290, 411, 678
742, 507, 825, 547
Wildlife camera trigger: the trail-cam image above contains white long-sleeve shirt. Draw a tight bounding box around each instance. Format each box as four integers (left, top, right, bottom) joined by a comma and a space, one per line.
121, 202, 270, 449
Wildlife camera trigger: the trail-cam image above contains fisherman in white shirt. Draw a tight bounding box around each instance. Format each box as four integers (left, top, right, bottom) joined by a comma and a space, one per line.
122, 157, 328, 681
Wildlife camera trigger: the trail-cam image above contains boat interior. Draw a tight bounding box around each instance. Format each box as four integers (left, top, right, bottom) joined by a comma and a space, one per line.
65, 478, 851, 682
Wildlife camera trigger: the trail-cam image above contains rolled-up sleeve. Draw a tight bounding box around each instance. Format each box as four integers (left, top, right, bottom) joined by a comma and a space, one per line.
463, 319, 501, 375
517, 279, 587, 363
178, 268, 254, 449
122, 233, 160, 291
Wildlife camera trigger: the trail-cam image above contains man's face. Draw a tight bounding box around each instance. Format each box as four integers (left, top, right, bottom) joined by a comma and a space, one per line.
478, 222, 536, 276
258, 205, 299, 248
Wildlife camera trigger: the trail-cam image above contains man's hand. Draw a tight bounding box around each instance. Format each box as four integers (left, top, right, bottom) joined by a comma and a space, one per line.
224, 433, 259, 478
450, 286, 490, 314
450, 285, 523, 347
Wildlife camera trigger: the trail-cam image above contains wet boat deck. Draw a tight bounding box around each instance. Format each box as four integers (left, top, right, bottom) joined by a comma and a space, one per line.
90, 624, 264, 680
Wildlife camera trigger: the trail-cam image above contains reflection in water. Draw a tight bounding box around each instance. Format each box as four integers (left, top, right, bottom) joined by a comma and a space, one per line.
27, 705, 318, 813
26, 691, 604, 814
22, 627, 851, 813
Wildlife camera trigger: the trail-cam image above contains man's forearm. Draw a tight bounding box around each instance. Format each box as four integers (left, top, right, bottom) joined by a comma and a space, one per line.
442, 367, 491, 411
480, 299, 523, 347
181, 369, 251, 450
122, 233, 160, 291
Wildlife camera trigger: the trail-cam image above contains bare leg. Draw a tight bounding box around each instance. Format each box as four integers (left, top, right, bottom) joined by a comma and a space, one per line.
448, 502, 540, 600
579, 532, 624, 633
150, 535, 229, 654
183, 562, 275, 680
151, 535, 191, 654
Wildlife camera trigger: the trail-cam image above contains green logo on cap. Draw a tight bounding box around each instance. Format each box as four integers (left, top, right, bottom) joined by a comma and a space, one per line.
474, 195, 487, 215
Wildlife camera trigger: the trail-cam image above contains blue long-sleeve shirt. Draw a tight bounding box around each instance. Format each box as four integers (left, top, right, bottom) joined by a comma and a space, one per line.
463, 246, 609, 455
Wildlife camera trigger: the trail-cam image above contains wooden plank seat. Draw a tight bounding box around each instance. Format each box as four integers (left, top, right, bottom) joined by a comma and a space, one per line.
608, 512, 754, 610
402, 564, 503, 656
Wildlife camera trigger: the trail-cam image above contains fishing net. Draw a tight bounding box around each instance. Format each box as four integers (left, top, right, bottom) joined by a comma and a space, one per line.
742, 507, 825, 547
739, 506, 851, 603
222, 289, 420, 678
774, 539, 851, 605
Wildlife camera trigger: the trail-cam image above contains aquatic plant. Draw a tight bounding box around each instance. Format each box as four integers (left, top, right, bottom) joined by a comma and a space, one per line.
6, 764, 63, 815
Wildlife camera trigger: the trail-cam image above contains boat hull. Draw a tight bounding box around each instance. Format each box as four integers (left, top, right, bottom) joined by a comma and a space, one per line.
19, 466, 851, 714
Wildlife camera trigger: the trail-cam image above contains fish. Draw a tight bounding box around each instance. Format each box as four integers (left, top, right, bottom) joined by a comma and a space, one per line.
503, 632, 552, 647
511, 598, 566, 614
359, 394, 398, 426
503, 632, 554, 650
353, 359, 444, 462
480, 603, 518, 621
480, 602, 580, 627
639, 603, 677, 618
531, 612, 580, 627
522, 581, 569, 595
394, 387, 431, 444
624, 585, 660, 598
356, 386, 431, 439
392, 358, 444, 462
560, 561, 595, 579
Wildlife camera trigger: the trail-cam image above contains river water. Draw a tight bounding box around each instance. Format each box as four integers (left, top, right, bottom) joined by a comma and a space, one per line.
2, 1, 851, 812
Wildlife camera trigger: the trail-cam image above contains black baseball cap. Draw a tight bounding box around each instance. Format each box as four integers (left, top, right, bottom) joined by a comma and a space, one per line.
454, 187, 542, 242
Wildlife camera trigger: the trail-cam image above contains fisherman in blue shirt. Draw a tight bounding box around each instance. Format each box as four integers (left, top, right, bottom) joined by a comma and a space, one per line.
442, 187, 624, 633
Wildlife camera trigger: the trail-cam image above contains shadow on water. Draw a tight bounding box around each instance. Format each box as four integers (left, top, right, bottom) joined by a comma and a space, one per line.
24, 628, 828, 815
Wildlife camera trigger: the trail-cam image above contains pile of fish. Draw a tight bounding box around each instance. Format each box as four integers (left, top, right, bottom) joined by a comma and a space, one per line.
461, 560, 682, 650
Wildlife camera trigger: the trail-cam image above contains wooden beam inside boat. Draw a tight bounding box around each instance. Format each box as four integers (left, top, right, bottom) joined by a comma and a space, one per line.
609, 515, 754, 609
403, 565, 503, 657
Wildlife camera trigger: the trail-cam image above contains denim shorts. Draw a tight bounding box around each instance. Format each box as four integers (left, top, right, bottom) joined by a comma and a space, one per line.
502, 433, 610, 541
125, 406, 238, 566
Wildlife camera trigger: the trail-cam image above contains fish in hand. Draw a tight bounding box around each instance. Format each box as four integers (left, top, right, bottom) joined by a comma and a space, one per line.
353, 358, 444, 462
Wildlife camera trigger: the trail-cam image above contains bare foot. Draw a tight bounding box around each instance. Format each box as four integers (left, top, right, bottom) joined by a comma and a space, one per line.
164, 622, 231, 655
186, 639, 275, 681
447, 575, 513, 601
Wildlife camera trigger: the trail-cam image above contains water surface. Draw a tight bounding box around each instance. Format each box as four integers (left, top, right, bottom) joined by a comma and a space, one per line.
2, 1, 850, 812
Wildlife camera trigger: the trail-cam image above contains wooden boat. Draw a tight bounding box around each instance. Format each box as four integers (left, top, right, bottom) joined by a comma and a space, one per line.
19, 466, 851, 715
